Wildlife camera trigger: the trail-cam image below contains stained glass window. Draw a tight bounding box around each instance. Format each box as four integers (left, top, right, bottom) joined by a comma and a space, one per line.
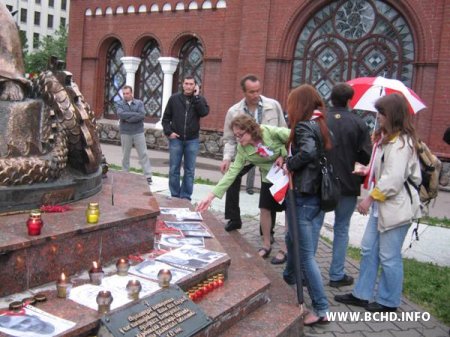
104, 41, 126, 116
177, 38, 204, 90
137, 40, 163, 121
292, 0, 415, 107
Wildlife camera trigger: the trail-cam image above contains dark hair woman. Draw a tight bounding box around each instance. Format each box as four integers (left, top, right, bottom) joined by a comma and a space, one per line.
335, 93, 422, 312
283, 84, 332, 325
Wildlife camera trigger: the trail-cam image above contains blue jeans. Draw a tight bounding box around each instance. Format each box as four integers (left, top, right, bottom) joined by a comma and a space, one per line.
352, 210, 410, 308
168, 138, 199, 200
120, 133, 152, 177
313, 196, 357, 281
284, 193, 329, 317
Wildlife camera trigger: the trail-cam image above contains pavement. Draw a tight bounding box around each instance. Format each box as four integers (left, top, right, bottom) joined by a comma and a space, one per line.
102, 143, 450, 336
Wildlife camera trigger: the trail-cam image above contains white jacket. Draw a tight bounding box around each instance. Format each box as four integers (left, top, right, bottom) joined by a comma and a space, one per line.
222, 95, 286, 161
371, 134, 422, 232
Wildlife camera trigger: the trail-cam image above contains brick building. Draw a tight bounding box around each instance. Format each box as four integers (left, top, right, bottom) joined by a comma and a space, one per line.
67, 0, 450, 160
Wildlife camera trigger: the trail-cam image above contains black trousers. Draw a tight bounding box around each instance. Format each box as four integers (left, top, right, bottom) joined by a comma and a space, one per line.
225, 164, 276, 233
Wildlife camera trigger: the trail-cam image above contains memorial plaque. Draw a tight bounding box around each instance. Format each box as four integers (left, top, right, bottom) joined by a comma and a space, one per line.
100, 286, 211, 337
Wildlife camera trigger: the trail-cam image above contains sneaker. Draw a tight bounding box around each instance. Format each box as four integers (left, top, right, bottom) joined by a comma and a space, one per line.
146, 177, 153, 185
334, 293, 368, 308
246, 189, 254, 195
329, 274, 354, 288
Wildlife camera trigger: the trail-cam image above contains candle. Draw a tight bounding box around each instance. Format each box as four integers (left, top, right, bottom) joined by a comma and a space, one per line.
33, 293, 47, 303
157, 269, 172, 288
126, 280, 142, 300
89, 261, 104, 285
26, 210, 44, 236
86, 202, 100, 224
56, 273, 72, 298
116, 258, 130, 276
96, 290, 113, 314
8, 301, 23, 312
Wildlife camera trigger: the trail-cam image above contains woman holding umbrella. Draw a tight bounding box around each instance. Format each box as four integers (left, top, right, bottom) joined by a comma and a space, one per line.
335, 93, 422, 312
196, 114, 289, 258
283, 84, 332, 325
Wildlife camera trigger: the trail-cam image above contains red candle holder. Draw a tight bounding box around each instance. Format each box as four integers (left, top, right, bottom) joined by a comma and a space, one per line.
26, 210, 43, 236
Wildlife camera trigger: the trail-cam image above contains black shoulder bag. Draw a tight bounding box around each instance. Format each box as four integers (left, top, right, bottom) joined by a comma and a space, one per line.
314, 127, 341, 212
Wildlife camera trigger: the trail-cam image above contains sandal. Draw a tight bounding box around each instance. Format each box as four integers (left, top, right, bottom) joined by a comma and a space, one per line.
303, 312, 330, 327
270, 250, 287, 265
258, 247, 272, 258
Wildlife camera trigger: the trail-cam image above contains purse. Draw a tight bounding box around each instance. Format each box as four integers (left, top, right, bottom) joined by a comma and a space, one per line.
319, 156, 341, 212
313, 125, 341, 212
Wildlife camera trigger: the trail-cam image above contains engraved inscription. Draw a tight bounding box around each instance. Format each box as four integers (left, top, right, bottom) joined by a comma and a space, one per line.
119, 296, 195, 337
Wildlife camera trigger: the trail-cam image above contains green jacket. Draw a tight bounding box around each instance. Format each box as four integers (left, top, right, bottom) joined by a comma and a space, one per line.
213, 125, 290, 198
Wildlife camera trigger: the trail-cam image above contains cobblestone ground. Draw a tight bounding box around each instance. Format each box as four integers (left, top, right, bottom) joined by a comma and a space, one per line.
212, 211, 449, 337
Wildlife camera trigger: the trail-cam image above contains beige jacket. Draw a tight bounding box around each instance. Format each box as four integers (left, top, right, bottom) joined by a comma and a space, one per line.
222, 95, 286, 161
370, 134, 422, 232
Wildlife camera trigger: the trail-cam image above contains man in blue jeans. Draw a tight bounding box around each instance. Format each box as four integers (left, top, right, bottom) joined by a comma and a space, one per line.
162, 76, 209, 200
312, 83, 371, 287
116, 85, 153, 188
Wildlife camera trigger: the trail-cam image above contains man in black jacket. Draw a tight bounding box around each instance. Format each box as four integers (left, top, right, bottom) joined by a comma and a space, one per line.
313, 83, 372, 287
162, 75, 209, 200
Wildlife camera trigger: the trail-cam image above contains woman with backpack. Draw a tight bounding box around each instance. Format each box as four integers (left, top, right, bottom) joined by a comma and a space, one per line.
335, 93, 422, 312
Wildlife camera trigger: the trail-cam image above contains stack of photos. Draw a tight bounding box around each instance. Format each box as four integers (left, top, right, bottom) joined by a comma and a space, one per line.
129, 259, 192, 283
156, 245, 227, 271
164, 221, 212, 238
0, 305, 75, 337
158, 234, 205, 249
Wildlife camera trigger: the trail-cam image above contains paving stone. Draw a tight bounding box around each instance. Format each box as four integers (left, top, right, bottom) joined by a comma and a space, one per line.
414, 326, 449, 337
340, 321, 373, 333
362, 331, 395, 337
392, 329, 427, 337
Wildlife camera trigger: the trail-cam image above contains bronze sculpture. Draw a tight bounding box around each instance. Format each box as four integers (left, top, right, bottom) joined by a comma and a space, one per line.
0, 3, 102, 211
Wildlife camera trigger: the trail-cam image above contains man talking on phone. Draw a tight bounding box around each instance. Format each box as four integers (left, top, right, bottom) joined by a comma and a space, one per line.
162, 75, 209, 200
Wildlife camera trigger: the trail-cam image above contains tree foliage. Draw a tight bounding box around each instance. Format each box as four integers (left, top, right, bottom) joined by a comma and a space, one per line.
24, 25, 67, 74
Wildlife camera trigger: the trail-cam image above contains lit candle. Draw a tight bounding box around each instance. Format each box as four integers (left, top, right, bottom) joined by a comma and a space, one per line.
116, 258, 130, 276
56, 273, 72, 298
157, 269, 172, 288
96, 290, 113, 314
89, 261, 104, 285
126, 280, 142, 300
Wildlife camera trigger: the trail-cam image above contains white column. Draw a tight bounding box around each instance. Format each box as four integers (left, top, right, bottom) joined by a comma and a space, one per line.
155, 57, 179, 128
120, 56, 142, 92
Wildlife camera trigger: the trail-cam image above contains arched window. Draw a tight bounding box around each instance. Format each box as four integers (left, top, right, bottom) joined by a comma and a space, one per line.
137, 40, 163, 121
104, 41, 126, 116
176, 37, 204, 90
292, 0, 415, 103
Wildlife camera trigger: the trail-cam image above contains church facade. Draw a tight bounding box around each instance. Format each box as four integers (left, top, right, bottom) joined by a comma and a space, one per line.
67, 0, 450, 159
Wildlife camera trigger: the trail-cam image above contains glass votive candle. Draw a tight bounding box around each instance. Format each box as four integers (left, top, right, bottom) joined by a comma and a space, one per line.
86, 202, 100, 224
89, 261, 104, 285
157, 269, 172, 288
96, 290, 113, 314
56, 273, 72, 298
26, 210, 44, 236
126, 280, 142, 300
116, 258, 130, 276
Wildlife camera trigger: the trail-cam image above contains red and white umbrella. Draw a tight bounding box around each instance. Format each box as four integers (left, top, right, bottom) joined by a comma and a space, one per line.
347, 76, 426, 114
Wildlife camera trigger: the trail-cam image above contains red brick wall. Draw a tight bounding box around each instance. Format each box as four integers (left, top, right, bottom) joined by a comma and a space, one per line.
67, 0, 450, 158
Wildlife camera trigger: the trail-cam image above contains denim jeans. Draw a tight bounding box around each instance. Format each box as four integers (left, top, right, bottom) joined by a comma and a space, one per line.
284, 193, 329, 317
168, 138, 199, 200
312, 196, 357, 281
352, 210, 410, 308
120, 133, 152, 177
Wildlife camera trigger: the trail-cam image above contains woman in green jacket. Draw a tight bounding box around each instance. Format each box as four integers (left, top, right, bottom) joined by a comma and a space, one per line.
197, 114, 289, 258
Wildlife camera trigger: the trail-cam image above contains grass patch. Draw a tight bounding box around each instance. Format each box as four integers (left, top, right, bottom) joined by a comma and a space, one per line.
420, 216, 450, 229
321, 235, 450, 325
107, 164, 216, 185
